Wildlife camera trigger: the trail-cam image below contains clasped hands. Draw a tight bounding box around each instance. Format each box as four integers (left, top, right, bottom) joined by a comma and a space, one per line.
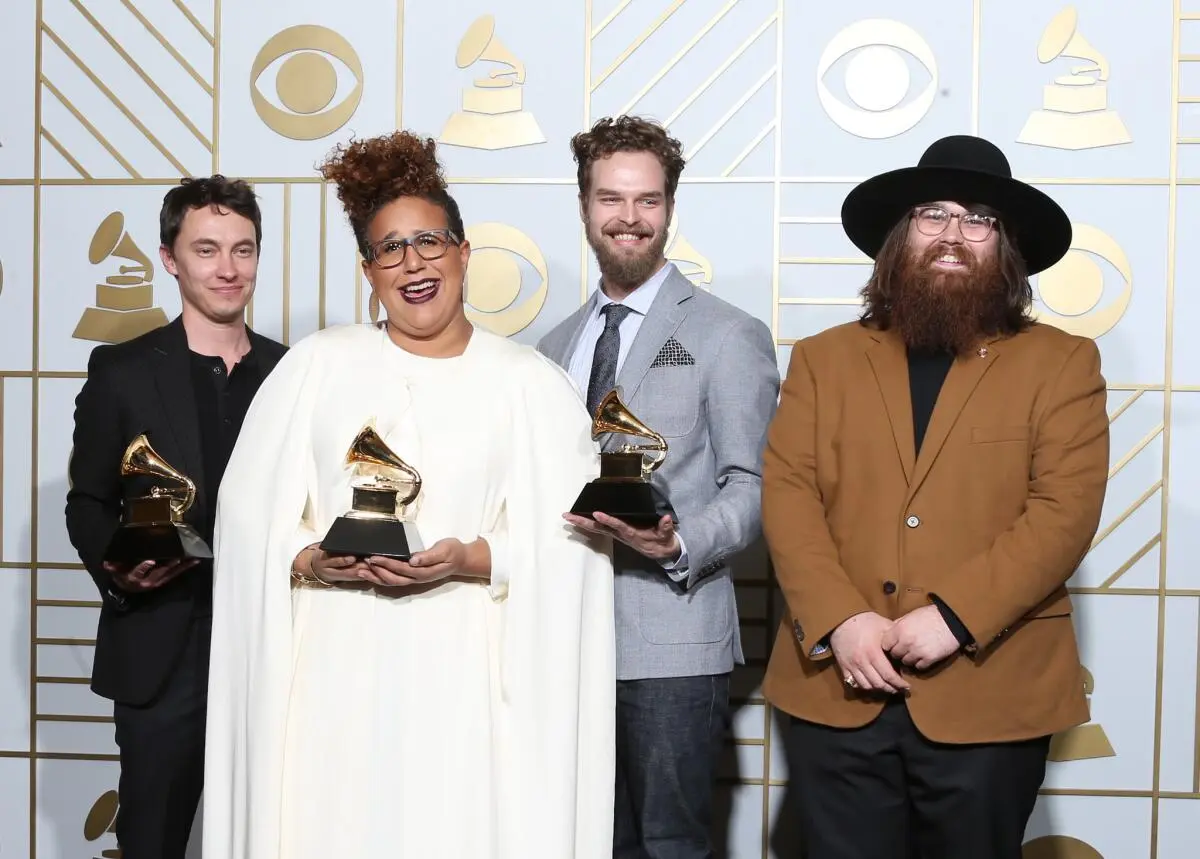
830, 606, 961, 695
297, 538, 470, 588
103, 558, 198, 592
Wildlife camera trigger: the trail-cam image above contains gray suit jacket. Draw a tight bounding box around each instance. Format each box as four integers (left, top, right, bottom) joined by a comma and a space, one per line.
537, 267, 780, 680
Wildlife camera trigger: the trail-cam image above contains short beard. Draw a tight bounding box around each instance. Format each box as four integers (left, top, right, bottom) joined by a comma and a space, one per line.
889, 242, 1013, 357
586, 218, 668, 290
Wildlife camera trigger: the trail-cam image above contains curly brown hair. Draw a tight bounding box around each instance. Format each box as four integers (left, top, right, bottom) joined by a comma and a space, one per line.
318, 131, 465, 258
570, 116, 686, 199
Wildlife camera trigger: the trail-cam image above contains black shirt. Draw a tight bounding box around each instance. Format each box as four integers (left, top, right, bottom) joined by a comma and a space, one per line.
187, 348, 264, 611
906, 346, 973, 648
907, 348, 954, 455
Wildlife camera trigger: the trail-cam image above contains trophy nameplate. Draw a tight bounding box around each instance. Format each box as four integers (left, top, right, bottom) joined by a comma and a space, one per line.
319, 422, 425, 560
103, 433, 213, 564
571, 389, 677, 528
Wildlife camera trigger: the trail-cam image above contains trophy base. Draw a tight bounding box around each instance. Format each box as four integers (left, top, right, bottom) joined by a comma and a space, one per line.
72, 306, 170, 345
570, 479, 677, 528
437, 110, 546, 150
1047, 722, 1115, 762
320, 515, 425, 561
103, 522, 213, 564
1016, 109, 1131, 150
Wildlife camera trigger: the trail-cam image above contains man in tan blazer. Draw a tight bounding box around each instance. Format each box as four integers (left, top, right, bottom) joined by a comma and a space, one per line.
761, 135, 1110, 859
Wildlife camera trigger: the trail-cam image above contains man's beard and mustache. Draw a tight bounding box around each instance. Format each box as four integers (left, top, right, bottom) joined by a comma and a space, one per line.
586, 218, 668, 289
888, 242, 1013, 356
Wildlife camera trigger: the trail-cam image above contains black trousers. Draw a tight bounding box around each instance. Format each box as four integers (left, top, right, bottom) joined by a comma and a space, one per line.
614, 674, 731, 859
112, 615, 211, 859
787, 698, 1050, 859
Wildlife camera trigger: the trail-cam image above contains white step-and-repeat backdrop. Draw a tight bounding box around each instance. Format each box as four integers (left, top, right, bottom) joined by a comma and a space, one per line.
0, 0, 1198, 856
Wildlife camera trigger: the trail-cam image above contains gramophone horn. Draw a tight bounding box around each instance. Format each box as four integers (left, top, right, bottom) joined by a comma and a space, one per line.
120, 433, 196, 514
345, 423, 422, 498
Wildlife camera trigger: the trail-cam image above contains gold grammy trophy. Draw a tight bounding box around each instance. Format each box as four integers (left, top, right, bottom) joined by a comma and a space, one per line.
665, 214, 714, 289
438, 14, 545, 150
84, 790, 122, 859
1017, 6, 1131, 150
320, 422, 425, 560
84, 791, 123, 858
104, 434, 212, 563
571, 389, 676, 527
1047, 666, 1115, 761
73, 212, 169, 344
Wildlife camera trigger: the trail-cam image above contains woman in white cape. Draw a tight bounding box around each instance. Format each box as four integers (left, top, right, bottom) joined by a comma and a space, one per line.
202, 131, 615, 858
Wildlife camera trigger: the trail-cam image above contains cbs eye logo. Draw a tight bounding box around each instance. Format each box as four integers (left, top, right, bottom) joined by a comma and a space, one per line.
1033, 223, 1132, 339
816, 19, 938, 140
463, 222, 549, 337
250, 25, 364, 141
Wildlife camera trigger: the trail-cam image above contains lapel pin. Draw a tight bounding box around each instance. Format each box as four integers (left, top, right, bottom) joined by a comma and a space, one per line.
977, 346, 988, 358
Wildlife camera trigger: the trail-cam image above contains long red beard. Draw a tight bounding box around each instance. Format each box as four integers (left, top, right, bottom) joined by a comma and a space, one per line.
889, 242, 1011, 356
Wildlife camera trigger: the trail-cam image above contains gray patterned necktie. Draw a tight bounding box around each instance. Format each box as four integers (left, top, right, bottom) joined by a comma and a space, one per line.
586, 303, 634, 417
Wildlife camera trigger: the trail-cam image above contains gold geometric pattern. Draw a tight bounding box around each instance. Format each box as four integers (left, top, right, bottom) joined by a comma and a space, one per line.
38, 0, 214, 179
3, 1, 1198, 857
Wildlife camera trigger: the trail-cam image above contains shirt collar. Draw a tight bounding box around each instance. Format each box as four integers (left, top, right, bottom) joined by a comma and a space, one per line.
592, 261, 675, 318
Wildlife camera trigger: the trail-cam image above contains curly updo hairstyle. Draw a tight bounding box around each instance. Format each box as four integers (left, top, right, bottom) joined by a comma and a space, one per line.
318, 131, 465, 260
570, 116, 686, 200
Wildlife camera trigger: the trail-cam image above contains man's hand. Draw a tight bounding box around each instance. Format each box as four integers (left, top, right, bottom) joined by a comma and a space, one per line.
563, 512, 680, 562
103, 559, 198, 592
829, 612, 911, 694
881, 604, 961, 671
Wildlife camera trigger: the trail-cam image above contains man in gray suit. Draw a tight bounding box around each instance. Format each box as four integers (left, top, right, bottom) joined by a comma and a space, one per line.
538, 115, 780, 859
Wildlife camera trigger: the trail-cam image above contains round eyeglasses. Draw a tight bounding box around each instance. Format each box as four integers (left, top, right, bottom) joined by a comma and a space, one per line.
367, 229, 460, 269
911, 206, 997, 243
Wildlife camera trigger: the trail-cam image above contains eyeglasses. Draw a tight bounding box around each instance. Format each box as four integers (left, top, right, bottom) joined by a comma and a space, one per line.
911, 206, 997, 243
366, 229, 460, 269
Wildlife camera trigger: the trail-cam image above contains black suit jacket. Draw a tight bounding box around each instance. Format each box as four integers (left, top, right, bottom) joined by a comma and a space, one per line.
65, 317, 287, 706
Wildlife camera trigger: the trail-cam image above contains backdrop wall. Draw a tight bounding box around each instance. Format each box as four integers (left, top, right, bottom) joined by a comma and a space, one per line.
0, 1, 1197, 857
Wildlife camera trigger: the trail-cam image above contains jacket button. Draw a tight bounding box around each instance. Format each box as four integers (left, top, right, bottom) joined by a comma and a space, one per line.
905, 515, 920, 528
883, 581, 897, 595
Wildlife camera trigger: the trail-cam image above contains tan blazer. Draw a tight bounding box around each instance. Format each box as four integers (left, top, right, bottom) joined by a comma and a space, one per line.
761, 320, 1109, 744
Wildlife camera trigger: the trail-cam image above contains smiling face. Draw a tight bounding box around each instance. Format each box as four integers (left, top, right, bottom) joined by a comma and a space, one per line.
160, 204, 258, 325
361, 195, 472, 349
906, 200, 999, 274
886, 199, 1017, 355
580, 150, 671, 296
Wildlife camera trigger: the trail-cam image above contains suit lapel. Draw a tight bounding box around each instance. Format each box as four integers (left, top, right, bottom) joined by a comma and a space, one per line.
865, 330, 916, 485
150, 318, 206, 513
615, 270, 690, 402
906, 335, 1003, 503
558, 300, 596, 368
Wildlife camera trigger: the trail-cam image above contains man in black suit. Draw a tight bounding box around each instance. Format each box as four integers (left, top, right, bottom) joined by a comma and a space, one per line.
65, 175, 287, 859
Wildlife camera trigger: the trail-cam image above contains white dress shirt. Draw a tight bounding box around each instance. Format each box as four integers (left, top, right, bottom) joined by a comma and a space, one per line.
567, 262, 689, 579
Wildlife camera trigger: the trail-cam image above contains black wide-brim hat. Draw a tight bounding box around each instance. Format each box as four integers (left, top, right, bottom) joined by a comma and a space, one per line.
840, 135, 1072, 275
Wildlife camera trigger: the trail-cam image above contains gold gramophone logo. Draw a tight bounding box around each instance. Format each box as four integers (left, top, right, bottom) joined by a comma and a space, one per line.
462, 221, 549, 336
73, 211, 168, 344
1023, 835, 1104, 859
438, 14, 545, 150
665, 213, 712, 290
1048, 665, 1115, 761
1017, 6, 1131, 150
1033, 222, 1131, 339
84, 789, 121, 857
